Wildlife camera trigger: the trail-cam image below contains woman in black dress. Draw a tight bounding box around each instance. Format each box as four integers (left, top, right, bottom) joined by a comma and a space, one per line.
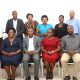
54, 15, 68, 39
1, 27, 23, 80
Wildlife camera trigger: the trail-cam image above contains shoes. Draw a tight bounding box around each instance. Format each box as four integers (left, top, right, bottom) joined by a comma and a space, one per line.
26, 77, 31, 80
49, 72, 53, 79
34, 77, 39, 80
63, 76, 71, 80
73, 76, 78, 80
46, 72, 50, 79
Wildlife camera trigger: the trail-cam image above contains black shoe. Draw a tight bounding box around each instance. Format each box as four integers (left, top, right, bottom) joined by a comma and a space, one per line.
73, 76, 78, 80
46, 72, 50, 79
34, 77, 39, 80
49, 72, 53, 79
26, 77, 31, 80
63, 76, 71, 80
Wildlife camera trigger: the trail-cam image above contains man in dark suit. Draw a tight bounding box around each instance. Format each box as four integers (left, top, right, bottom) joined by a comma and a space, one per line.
6, 10, 25, 41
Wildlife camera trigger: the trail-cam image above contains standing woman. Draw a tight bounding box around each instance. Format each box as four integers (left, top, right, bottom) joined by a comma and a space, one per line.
41, 28, 60, 79
54, 15, 68, 39
1, 27, 23, 80
36, 15, 53, 42
25, 13, 38, 35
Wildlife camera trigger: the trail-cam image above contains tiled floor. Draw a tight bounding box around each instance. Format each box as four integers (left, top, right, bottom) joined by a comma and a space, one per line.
0, 64, 80, 80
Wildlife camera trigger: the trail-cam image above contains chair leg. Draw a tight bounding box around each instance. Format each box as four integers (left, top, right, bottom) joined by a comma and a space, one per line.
57, 61, 61, 77
40, 58, 44, 77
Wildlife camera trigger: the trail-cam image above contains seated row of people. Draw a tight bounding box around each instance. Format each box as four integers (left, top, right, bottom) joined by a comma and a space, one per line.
0, 25, 80, 80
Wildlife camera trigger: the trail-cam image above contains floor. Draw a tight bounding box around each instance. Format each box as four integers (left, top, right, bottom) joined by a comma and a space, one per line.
0, 64, 80, 80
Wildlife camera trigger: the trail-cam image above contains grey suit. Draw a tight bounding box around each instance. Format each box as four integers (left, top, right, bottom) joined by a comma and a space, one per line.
23, 35, 40, 78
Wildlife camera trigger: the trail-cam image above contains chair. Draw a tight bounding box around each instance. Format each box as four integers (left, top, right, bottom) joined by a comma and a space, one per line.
0, 32, 8, 79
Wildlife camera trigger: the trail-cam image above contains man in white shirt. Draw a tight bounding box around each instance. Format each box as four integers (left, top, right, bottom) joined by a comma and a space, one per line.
66, 10, 80, 35
23, 28, 40, 80
6, 10, 25, 41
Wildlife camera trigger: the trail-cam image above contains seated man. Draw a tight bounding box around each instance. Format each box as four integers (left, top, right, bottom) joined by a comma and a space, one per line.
23, 28, 40, 80
61, 25, 80, 80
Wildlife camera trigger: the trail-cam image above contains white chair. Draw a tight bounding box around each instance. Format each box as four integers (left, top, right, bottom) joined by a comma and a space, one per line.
0, 32, 8, 79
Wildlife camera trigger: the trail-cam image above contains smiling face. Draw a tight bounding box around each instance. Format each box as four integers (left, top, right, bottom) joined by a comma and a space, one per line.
59, 16, 64, 23
8, 29, 15, 38
27, 15, 33, 21
47, 29, 53, 37
42, 17, 48, 25
27, 28, 34, 37
67, 25, 74, 34
12, 11, 17, 20
69, 11, 75, 19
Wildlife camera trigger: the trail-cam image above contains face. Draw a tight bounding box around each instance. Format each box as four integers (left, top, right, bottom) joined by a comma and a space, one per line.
8, 29, 15, 38
69, 11, 75, 19
47, 29, 53, 37
27, 15, 33, 21
27, 28, 34, 36
42, 17, 48, 24
67, 26, 74, 34
59, 16, 64, 23
12, 11, 17, 20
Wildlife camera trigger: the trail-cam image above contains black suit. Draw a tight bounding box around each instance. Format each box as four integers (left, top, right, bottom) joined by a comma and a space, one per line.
6, 18, 25, 41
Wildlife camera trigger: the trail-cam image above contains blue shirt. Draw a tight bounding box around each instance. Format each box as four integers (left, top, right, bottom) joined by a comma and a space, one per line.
66, 19, 80, 35
37, 24, 53, 41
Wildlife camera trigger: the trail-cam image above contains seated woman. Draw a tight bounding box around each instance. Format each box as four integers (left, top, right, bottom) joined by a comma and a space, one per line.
1, 27, 23, 80
41, 28, 60, 79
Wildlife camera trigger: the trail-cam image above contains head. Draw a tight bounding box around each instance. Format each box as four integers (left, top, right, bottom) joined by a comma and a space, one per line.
12, 10, 17, 20
67, 25, 74, 35
27, 28, 34, 37
7, 27, 16, 38
69, 10, 75, 19
26, 13, 33, 21
59, 15, 64, 23
47, 28, 54, 37
41, 15, 48, 25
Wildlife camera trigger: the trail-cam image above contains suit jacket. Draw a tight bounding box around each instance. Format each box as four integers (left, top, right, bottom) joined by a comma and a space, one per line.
6, 18, 25, 37
23, 35, 41, 53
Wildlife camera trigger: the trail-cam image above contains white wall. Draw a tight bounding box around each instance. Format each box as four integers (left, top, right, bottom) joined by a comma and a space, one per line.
0, 0, 80, 37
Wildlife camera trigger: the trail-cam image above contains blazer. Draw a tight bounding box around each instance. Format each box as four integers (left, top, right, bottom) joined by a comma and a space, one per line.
23, 35, 40, 53
6, 18, 25, 37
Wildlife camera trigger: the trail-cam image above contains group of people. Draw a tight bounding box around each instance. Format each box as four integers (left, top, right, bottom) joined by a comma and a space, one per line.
0, 10, 80, 80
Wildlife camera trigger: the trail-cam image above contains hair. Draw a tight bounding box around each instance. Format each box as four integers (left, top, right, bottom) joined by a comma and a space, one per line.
41, 15, 48, 21
6, 27, 16, 34
48, 28, 54, 35
59, 15, 64, 18
26, 13, 33, 18
27, 27, 34, 31
12, 10, 17, 15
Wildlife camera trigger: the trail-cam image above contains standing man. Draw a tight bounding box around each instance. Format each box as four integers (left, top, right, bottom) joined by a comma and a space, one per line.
6, 10, 25, 41
61, 25, 80, 80
66, 10, 80, 35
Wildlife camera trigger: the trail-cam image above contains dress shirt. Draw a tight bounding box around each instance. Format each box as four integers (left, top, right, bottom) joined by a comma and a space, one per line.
66, 19, 80, 35
13, 19, 17, 30
61, 34, 80, 53
28, 36, 34, 51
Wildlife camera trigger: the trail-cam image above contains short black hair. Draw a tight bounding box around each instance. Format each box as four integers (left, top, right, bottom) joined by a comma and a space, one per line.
26, 13, 33, 18
59, 15, 64, 18
41, 15, 48, 21
48, 28, 54, 35
6, 27, 16, 34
